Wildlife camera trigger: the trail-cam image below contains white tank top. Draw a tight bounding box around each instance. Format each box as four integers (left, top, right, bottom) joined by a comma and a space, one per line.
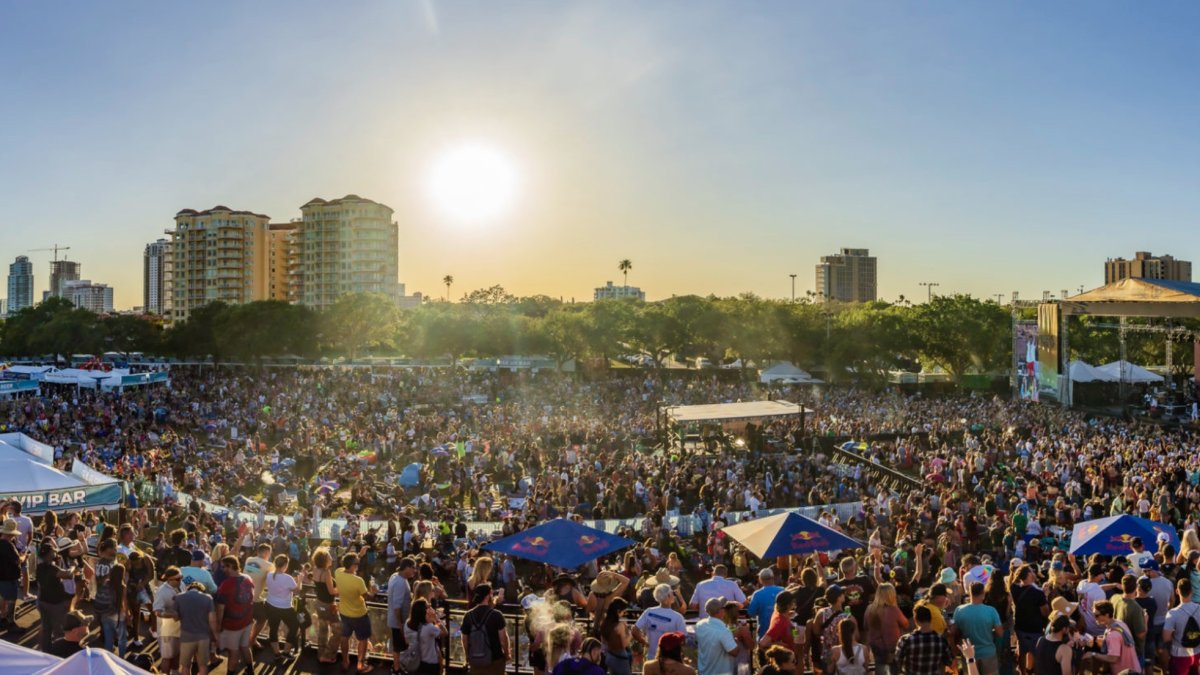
836, 644, 866, 675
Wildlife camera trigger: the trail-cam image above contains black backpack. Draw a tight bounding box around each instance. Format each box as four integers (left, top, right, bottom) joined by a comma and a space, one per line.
1181, 607, 1200, 650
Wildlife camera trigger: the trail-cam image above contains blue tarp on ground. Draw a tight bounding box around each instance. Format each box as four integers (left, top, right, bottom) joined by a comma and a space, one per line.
1070, 515, 1179, 556
400, 463, 422, 488
483, 518, 635, 569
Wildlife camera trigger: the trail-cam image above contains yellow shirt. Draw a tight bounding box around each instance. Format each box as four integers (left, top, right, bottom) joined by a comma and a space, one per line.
335, 568, 369, 618
915, 600, 947, 635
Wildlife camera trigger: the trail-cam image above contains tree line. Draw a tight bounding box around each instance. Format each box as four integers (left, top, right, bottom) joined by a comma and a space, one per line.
0, 291, 1033, 383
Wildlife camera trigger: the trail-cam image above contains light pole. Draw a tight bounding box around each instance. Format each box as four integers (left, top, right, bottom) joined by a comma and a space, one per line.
919, 282, 940, 303
993, 294, 1004, 305
789, 274, 797, 302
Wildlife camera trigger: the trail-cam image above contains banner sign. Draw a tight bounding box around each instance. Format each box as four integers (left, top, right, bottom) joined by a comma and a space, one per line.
0, 482, 122, 513
0, 380, 38, 395
71, 459, 119, 486
120, 372, 169, 386
1037, 303, 1061, 402
0, 432, 55, 465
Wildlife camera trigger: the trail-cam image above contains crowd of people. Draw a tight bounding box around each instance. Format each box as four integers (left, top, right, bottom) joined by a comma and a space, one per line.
1, 365, 1200, 675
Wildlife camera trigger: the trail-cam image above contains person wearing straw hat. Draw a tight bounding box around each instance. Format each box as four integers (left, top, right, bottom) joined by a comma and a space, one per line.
586, 570, 630, 636
0, 518, 20, 629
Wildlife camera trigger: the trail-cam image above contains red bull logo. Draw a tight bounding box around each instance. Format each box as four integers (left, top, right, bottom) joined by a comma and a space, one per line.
512, 536, 551, 555
577, 534, 607, 555
790, 531, 829, 549
1111, 534, 1135, 544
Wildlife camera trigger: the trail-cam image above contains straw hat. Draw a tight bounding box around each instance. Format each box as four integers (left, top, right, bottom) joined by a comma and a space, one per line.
0, 520, 18, 536
590, 572, 622, 596
654, 568, 681, 588
1050, 596, 1078, 616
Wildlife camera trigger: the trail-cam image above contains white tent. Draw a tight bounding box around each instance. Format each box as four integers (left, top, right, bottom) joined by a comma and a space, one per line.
0, 639, 61, 669
1096, 361, 1164, 383
0, 443, 82, 489
42, 368, 109, 388
1067, 360, 1112, 383
759, 361, 823, 384
34, 648, 154, 674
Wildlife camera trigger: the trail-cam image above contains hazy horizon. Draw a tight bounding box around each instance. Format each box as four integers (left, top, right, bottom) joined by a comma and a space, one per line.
2, 1, 1198, 309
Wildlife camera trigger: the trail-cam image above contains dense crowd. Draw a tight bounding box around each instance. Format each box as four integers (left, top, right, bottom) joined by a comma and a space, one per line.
1, 366, 1200, 675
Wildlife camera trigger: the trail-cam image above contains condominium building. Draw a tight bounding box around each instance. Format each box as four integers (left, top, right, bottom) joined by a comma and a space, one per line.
1104, 251, 1191, 284
143, 239, 173, 316
168, 205, 271, 321
6, 256, 33, 315
63, 279, 114, 313
297, 195, 399, 310
267, 223, 299, 303
594, 281, 645, 301
815, 248, 877, 303
45, 260, 81, 300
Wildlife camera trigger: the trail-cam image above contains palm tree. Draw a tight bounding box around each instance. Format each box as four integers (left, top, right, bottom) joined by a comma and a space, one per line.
443, 275, 454, 301
618, 259, 632, 288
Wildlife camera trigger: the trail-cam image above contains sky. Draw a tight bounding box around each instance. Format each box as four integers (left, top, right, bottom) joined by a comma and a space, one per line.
2, 1, 1198, 309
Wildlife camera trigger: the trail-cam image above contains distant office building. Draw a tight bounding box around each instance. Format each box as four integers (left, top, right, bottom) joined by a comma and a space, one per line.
815, 248, 877, 302
0, 300, 6, 317
44, 260, 81, 301
594, 281, 645, 301
6, 256, 34, 315
63, 279, 114, 313
168, 205, 272, 321
1104, 251, 1191, 284
297, 195, 399, 311
396, 283, 424, 310
267, 223, 299, 302
143, 239, 173, 316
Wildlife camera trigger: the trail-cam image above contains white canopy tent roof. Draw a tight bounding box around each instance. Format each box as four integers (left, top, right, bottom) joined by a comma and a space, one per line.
42, 368, 111, 388
0, 638, 61, 670
34, 648, 155, 674
1096, 360, 1164, 383
665, 400, 810, 423
0, 442, 87, 490
1067, 360, 1112, 384
759, 361, 824, 384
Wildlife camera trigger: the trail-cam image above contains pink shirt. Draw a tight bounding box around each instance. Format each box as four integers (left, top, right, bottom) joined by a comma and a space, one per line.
1102, 623, 1141, 674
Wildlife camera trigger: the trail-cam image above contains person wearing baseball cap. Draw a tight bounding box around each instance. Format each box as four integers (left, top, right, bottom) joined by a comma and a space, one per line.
181, 548, 217, 594
696, 597, 739, 675
47, 610, 92, 657
644, 632, 692, 675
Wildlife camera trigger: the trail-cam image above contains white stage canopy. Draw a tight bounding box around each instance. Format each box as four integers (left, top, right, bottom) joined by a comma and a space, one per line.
1096, 360, 1164, 383
666, 400, 810, 423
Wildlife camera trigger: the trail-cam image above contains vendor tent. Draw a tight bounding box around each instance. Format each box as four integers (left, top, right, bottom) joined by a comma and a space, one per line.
34, 648, 155, 674
759, 362, 823, 384
0, 443, 122, 513
1096, 361, 1164, 383
0, 639, 61, 670
1067, 360, 1111, 383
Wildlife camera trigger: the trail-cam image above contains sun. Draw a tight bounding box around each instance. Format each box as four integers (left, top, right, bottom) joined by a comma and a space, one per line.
426, 142, 519, 222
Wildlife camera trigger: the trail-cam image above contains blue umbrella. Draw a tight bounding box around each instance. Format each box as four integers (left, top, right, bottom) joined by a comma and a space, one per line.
399, 463, 422, 488
1070, 515, 1179, 556
721, 511, 864, 558
482, 518, 635, 569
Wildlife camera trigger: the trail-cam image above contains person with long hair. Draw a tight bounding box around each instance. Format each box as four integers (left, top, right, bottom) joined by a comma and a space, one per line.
830, 618, 870, 675
982, 574, 1014, 675
468, 556, 494, 598
264, 554, 305, 661
95, 563, 127, 656
405, 598, 446, 675
644, 632, 696, 675
310, 547, 341, 664
1178, 527, 1200, 563
600, 597, 633, 675
865, 583, 908, 675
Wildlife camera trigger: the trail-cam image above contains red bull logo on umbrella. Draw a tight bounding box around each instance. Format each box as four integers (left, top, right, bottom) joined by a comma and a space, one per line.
577, 534, 607, 555
512, 536, 551, 555
790, 530, 829, 549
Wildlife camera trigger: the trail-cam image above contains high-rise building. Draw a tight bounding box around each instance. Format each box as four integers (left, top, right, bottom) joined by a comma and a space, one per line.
45, 260, 81, 300
267, 223, 299, 302
1104, 251, 1191, 285
6, 256, 34, 315
63, 280, 114, 313
143, 239, 173, 316
168, 205, 271, 321
297, 195, 399, 311
594, 281, 646, 301
815, 247, 877, 302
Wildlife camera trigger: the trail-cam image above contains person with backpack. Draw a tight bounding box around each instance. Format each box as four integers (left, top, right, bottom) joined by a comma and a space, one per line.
462, 583, 509, 675
1162, 577, 1200, 675
401, 598, 446, 675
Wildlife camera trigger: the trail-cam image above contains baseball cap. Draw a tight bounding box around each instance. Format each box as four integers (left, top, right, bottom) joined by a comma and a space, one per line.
191, 549, 207, 561
704, 596, 727, 617
658, 632, 685, 654
1142, 559, 1161, 572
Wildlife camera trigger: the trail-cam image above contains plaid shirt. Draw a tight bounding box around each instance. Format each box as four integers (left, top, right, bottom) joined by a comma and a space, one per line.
895, 628, 951, 675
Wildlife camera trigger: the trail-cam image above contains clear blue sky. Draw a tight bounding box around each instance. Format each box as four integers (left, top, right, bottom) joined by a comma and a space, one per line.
2, 1, 1198, 308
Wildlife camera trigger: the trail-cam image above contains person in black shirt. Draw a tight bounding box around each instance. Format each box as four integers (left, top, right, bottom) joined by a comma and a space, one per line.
48, 610, 92, 657
165, 528, 192, 571
0, 519, 22, 628
36, 542, 75, 651
1009, 564, 1049, 668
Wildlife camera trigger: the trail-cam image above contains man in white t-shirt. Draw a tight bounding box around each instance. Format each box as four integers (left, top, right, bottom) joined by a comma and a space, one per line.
690, 565, 746, 619
1077, 563, 1108, 636
634, 584, 687, 660
1162, 577, 1200, 673
242, 543, 275, 643
153, 567, 184, 675
1127, 537, 1153, 577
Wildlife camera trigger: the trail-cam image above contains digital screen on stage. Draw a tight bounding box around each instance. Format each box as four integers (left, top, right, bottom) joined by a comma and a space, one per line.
1037, 303, 1061, 402
1014, 321, 1039, 401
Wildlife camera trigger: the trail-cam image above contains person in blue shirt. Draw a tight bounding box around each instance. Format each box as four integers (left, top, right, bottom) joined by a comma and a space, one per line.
179, 550, 217, 594
746, 568, 783, 639
950, 582, 1002, 673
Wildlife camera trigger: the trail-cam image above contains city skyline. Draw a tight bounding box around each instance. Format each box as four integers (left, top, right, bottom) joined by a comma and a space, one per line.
2, 2, 1199, 309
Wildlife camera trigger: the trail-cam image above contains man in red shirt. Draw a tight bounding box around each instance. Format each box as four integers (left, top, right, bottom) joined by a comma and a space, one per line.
214, 556, 257, 673
758, 591, 800, 659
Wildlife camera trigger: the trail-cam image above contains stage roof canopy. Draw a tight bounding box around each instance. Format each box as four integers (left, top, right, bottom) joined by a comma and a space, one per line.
665, 400, 810, 423
1062, 278, 1200, 318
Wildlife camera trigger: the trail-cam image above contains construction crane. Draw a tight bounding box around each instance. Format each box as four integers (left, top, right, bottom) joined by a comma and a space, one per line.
29, 244, 72, 261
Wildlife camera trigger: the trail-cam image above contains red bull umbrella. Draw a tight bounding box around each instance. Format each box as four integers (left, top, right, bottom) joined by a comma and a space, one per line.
1069, 514, 1179, 556
721, 511, 864, 558
482, 518, 635, 569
